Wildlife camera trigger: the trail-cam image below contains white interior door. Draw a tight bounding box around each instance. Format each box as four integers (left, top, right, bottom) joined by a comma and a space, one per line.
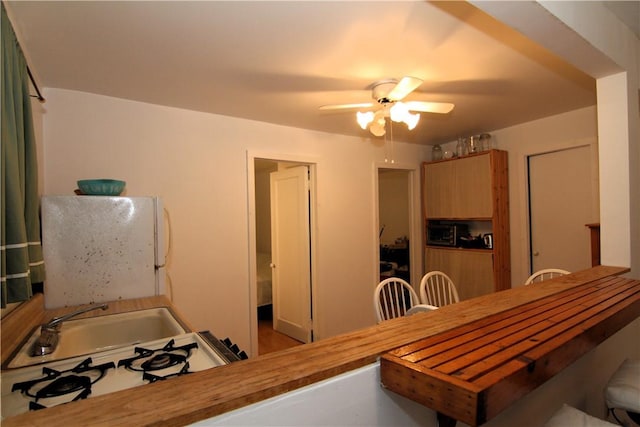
270, 166, 312, 343
529, 146, 596, 274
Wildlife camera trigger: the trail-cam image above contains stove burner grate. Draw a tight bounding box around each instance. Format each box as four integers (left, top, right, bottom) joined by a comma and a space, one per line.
37, 375, 91, 399
11, 358, 115, 402
29, 387, 91, 411
143, 362, 193, 383
141, 352, 185, 371
117, 339, 197, 372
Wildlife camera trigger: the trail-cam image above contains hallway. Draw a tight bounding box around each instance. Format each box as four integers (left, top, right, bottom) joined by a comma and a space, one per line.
258, 310, 303, 355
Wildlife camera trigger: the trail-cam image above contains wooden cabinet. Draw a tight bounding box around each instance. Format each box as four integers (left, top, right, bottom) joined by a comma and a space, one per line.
424, 154, 493, 218
425, 248, 494, 300
423, 150, 510, 299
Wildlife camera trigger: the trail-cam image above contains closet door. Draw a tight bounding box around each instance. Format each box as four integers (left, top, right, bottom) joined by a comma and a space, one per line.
270, 166, 312, 343
529, 146, 595, 273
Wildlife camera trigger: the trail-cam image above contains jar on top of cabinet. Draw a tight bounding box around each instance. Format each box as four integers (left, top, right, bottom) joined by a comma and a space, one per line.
479, 133, 493, 151
468, 136, 480, 154
432, 144, 443, 161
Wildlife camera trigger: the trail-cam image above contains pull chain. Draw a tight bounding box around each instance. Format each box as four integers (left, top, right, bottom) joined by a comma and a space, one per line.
389, 121, 395, 164
384, 121, 389, 163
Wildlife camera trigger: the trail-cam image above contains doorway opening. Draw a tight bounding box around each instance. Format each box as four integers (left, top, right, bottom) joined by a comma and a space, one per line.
251, 157, 315, 356
377, 168, 413, 285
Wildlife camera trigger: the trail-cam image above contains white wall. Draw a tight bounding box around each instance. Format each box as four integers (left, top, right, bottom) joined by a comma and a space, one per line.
194, 363, 437, 427
40, 88, 429, 353
32, 96, 46, 194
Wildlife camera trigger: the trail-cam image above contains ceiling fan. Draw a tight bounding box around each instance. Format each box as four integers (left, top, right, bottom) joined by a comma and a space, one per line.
319, 76, 454, 136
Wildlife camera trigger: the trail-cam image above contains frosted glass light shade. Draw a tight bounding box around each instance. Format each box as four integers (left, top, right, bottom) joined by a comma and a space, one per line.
356, 111, 374, 129
373, 109, 386, 123
357, 104, 418, 136
390, 102, 409, 122
404, 112, 420, 130
370, 121, 386, 136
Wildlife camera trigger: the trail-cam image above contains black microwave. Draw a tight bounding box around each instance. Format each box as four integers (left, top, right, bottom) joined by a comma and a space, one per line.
427, 223, 468, 247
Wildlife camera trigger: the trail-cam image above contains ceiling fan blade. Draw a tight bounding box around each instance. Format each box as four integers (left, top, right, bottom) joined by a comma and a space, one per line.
387, 76, 423, 101
404, 101, 454, 114
319, 102, 375, 111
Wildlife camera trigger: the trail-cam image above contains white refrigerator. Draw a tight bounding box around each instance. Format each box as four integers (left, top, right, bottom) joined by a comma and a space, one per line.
41, 196, 166, 309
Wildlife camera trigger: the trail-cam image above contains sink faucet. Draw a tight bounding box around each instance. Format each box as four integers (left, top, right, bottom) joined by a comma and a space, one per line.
30, 303, 108, 356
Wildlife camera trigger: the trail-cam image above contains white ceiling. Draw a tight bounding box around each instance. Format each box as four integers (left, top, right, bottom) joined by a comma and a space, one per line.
6, 1, 621, 146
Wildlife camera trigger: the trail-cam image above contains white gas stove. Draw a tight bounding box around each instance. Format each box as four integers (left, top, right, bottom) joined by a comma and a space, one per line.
1, 332, 241, 420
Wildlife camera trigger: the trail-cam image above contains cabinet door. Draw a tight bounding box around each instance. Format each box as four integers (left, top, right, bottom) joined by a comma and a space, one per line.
454, 155, 492, 218
423, 161, 454, 218
425, 248, 494, 301
424, 154, 492, 218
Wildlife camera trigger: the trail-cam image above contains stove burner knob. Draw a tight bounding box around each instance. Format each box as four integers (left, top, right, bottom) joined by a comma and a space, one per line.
222, 337, 248, 361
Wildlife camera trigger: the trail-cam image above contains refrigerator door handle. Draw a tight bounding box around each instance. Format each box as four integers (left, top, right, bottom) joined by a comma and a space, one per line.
153, 197, 167, 268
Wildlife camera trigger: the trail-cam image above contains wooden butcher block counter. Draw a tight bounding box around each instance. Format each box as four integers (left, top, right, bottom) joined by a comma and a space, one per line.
380, 270, 640, 426
1, 266, 637, 426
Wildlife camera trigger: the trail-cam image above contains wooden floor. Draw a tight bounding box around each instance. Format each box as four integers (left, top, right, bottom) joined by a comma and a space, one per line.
258, 318, 303, 355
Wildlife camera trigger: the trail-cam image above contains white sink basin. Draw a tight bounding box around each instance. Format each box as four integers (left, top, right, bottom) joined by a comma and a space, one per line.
7, 308, 187, 368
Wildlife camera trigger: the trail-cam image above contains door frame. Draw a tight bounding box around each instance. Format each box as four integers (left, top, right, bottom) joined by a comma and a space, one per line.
374, 162, 421, 288
247, 150, 318, 357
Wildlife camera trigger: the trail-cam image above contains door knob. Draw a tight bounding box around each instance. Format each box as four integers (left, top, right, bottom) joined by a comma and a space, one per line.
270, 263, 275, 268
533, 252, 540, 257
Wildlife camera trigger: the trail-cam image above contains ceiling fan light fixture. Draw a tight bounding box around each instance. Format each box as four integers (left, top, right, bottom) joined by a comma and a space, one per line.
321, 75, 454, 137
370, 121, 386, 136
373, 109, 386, 122
356, 105, 416, 136
389, 102, 408, 123
404, 112, 420, 130
356, 109, 388, 136
356, 111, 374, 129
390, 101, 420, 130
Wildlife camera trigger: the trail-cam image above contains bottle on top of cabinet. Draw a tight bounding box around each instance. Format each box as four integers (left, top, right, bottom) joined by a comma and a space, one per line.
468, 136, 480, 154
456, 137, 469, 157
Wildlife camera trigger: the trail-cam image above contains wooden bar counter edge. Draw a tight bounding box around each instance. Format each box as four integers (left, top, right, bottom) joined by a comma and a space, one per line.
1, 265, 634, 427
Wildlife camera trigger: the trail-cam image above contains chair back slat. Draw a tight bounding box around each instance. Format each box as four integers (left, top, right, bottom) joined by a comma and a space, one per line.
419, 271, 459, 307
374, 278, 419, 322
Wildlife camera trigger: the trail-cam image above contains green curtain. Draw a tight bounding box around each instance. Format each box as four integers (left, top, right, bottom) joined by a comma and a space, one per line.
1, 4, 45, 307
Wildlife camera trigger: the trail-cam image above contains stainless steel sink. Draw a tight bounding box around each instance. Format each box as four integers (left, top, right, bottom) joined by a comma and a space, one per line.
7, 308, 187, 368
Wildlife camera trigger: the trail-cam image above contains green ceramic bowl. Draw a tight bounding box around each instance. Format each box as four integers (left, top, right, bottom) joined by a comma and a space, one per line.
77, 179, 126, 196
